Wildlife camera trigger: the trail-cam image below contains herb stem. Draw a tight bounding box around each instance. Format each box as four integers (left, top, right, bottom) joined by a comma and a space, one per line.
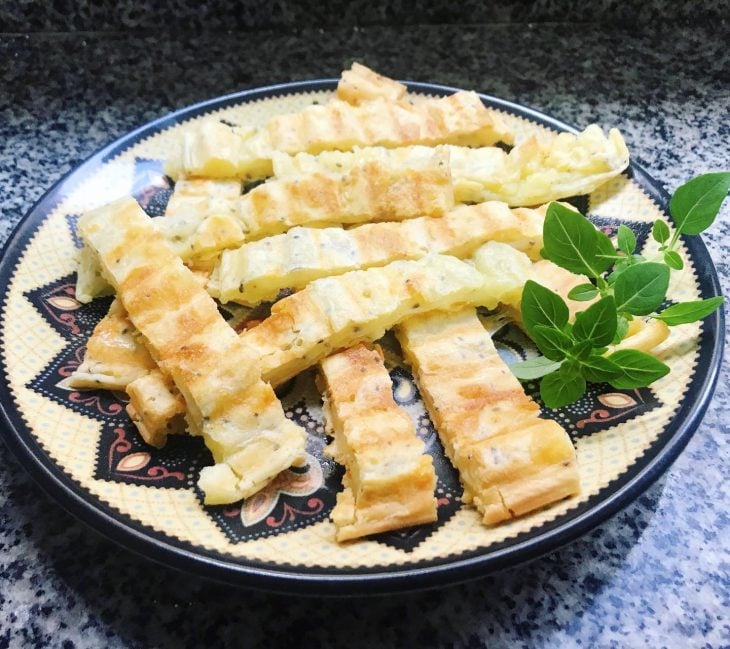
668, 229, 681, 251
595, 276, 611, 295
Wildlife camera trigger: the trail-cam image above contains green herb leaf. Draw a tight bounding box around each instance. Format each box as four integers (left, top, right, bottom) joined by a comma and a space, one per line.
607, 259, 628, 285
596, 229, 620, 262
567, 283, 599, 301
510, 356, 563, 380
540, 368, 586, 408
653, 297, 724, 325
617, 224, 637, 255
542, 202, 616, 278
526, 173, 728, 409
607, 254, 644, 286
570, 340, 594, 361
612, 315, 630, 344
581, 354, 622, 383
663, 250, 684, 270
533, 325, 574, 361
670, 172, 730, 235
607, 349, 670, 388
520, 280, 570, 339
560, 358, 582, 379
652, 219, 670, 244
614, 263, 670, 315
573, 296, 618, 347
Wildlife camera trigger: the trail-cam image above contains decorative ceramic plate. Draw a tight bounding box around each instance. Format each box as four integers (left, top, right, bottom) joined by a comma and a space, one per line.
0, 81, 723, 595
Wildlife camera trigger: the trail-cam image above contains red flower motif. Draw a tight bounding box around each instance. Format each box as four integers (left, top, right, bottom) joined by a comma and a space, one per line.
240, 453, 324, 527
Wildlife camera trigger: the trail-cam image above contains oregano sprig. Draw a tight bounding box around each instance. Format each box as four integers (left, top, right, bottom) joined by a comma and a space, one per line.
511, 172, 729, 409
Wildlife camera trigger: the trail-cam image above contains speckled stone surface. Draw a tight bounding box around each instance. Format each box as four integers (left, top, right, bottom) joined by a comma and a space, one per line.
2, 1, 728, 32
1, 23, 728, 649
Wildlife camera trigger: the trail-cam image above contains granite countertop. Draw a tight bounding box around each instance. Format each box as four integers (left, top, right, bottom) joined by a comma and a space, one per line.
2, 1, 727, 31
1, 22, 728, 649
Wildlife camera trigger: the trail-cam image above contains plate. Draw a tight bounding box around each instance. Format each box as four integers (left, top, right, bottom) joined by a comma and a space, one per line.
0, 80, 723, 595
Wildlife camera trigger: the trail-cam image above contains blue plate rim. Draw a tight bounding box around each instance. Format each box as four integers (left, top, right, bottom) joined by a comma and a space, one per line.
0, 79, 723, 596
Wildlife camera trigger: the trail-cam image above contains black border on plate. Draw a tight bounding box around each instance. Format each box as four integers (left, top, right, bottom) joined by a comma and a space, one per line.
0, 80, 724, 596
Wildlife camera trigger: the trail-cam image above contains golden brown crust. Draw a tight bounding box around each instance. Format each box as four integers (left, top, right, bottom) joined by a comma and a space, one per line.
267, 91, 513, 154
78, 197, 307, 504
337, 63, 408, 105
126, 370, 187, 448
273, 126, 628, 207
218, 201, 545, 306
73, 242, 533, 448
67, 298, 188, 449
320, 344, 437, 541
168, 89, 513, 181
396, 308, 580, 525
238, 254, 487, 387
67, 299, 157, 391
238, 151, 454, 240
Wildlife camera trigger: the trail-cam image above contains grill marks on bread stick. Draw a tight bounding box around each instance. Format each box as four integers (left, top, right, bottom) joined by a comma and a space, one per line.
319, 344, 437, 541
217, 201, 545, 306
168, 89, 513, 180
77, 197, 306, 505
396, 308, 580, 524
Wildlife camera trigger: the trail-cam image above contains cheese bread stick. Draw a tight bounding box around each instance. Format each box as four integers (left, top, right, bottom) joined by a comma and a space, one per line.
273, 124, 629, 207
268, 91, 513, 154
217, 201, 545, 305
78, 197, 307, 504
168, 90, 512, 180
240, 242, 532, 386
126, 369, 187, 448
320, 344, 437, 541
336, 63, 407, 105
66, 298, 157, 391
236, 149, 453, 239
396, 308, 580, 524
